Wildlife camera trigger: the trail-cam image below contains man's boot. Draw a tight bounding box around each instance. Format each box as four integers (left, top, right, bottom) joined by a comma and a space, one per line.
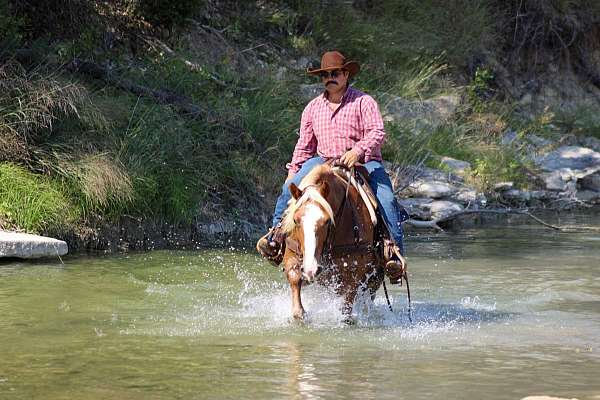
256, 225, 286, 266
383, 239, 407, 284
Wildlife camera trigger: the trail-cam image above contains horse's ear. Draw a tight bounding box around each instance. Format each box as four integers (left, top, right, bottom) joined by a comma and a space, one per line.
321, 181, 329, 198
289, 183, 303, 200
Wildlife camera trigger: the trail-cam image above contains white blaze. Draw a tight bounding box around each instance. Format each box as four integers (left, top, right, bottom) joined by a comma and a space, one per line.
302, 203, 324, 280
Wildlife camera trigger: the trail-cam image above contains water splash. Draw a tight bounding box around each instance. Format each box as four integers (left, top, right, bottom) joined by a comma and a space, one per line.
124, 258, 506, 343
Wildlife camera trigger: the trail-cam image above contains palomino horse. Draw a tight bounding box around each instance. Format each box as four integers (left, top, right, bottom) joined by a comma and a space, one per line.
281, 163, 387, 321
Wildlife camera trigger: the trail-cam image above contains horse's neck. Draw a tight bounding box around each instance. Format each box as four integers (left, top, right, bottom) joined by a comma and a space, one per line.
331, 185, 373, 245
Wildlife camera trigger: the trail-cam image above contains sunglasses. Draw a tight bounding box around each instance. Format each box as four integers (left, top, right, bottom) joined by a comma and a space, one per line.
319, 69, 345, 79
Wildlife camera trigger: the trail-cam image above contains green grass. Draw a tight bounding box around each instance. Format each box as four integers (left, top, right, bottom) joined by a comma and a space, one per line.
0, 163, 76, 233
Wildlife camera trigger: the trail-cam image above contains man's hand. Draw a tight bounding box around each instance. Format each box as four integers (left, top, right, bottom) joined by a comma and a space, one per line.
339, 149, 360, 168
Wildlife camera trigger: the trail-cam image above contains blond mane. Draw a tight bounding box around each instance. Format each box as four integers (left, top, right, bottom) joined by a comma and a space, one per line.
281, 165, 336, 234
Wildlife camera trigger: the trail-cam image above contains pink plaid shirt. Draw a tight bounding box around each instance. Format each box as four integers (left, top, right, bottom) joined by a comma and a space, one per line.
286, 86, 385, 173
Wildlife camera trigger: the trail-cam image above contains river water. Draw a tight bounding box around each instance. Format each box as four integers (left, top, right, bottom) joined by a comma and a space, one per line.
1, 215, 599, 399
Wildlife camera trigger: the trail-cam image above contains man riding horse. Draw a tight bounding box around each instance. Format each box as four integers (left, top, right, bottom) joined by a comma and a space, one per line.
257, 50, 408, 284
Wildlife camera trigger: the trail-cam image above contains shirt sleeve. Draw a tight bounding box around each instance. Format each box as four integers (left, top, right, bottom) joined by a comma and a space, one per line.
286, 103, 317, 173
352, 96, 385, 157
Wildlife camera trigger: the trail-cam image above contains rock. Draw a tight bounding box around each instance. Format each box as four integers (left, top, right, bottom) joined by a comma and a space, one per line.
501, 189, 531, 202
542, 169, 576, 191
558, 133, 580, 146
440, 156, 471, 175
501, 129, 519, 146
579, 136, 600, 152
0, 231, 68, 259
295, 56, 311, 69
275, 66, 287, 80
397, 197, 433, 219
299, 83, 323, 101
428, 200, 463, 219
530, 190, 559, 200
408, 180, 458, 199
579, 171, 600, 191
575, 190, 600, 203
527, 134, 553, 148
451, 188, 485, 205
382, 94, 460, 129
535, 146, 600, 191
494, 182, 514, 192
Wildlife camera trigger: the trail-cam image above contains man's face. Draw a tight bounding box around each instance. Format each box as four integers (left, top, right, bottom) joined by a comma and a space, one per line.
319, 69, 349, 91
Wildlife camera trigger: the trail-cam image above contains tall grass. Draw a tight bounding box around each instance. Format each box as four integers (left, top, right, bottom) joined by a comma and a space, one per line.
0, 163, 75, 232
0, 61, 90, 162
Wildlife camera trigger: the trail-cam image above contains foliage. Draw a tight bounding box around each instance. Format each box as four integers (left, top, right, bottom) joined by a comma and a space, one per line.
467, 66, 496, 113
0, 163, 75, 233
0, 0, 22, 46
306, 0, 497, 69
135, 0, 204, 30
9, 0, 101, 40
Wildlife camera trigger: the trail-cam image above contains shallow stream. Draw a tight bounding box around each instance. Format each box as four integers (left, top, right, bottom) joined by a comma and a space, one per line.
1, 215, 599, 399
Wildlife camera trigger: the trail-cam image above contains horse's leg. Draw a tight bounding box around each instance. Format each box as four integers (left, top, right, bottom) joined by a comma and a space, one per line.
340, 285, 358, 324
368, 267, 385, 301
286, 261, 306, 320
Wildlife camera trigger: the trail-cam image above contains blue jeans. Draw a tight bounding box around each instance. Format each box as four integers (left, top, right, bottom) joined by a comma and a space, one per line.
272, 156, 408, 253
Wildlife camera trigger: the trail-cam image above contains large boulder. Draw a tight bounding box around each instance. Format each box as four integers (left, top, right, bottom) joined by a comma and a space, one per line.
428, 200, 464, 219
535, 146, 600, 191
408, 180, 458, 199
0, 231, 68, 259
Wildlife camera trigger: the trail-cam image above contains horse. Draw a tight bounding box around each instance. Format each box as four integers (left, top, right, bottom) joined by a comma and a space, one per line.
280, 163, 386, 321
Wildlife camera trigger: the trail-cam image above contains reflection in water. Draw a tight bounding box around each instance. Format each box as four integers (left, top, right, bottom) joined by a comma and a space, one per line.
284, 341, 323, 400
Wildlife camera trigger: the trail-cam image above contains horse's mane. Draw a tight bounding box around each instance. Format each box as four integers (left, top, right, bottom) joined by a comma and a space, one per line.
281, 165, 336, 234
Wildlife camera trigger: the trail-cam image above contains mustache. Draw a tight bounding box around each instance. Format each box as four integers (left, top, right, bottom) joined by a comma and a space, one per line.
326, 80, 338, 86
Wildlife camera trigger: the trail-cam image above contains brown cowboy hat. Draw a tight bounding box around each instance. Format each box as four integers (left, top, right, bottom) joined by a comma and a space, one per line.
307, 51, 360, 79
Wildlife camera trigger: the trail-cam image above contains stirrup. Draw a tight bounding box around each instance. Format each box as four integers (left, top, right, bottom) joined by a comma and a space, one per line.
383, 239, 407, 284
256, 226, 286, 266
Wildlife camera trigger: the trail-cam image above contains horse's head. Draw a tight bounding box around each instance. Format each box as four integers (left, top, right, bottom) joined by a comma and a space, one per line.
282, 167, 340, 283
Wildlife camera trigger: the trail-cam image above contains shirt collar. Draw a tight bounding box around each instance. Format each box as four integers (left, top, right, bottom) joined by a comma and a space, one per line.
321, 85, 355, 104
